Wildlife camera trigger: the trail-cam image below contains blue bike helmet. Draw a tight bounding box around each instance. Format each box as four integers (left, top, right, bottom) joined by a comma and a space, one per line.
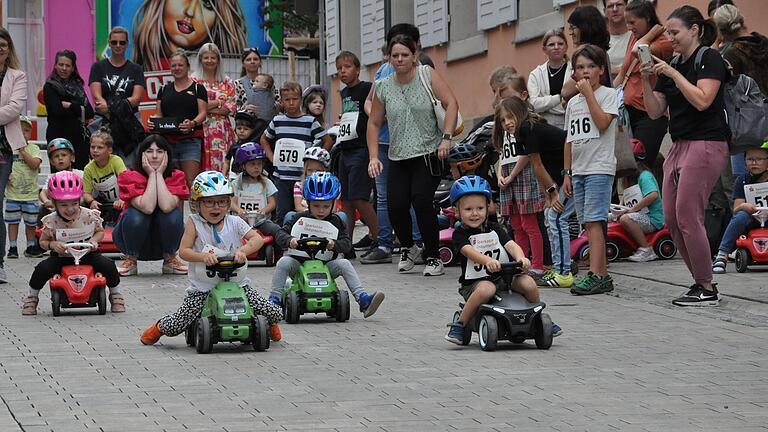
450, 175, 492, 205
303, 172, 341, 202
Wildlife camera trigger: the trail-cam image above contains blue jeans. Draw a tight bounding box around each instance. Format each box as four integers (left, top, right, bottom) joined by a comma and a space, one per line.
718, 210, 761, 254
375, 144, 422, 249
545, 189, 575, 275
113, 207, 184, 260
0, 153, 13, 263
274, 178, 297, 225
572, 174, 614, 223
731, 153, 747, 180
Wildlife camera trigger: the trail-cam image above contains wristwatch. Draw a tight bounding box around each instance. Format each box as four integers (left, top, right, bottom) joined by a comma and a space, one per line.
441, 133, 452, 141
561, 168, 572, 176
547, 184, 558, 194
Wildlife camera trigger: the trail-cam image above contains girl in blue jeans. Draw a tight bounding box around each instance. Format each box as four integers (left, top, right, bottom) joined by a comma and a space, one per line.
113, 135, 189, 276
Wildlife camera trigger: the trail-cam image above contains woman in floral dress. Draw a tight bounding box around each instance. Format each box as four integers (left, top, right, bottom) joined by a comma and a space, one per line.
192, 43, 236, 172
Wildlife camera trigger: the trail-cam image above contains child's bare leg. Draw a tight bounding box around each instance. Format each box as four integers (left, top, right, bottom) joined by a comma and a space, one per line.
586, 221, 607, 276
511, 274, 540, 303
8, 223, 19, 242
619, 214, 649, 247
24, 224, 37, 245
459, 281, 496, 323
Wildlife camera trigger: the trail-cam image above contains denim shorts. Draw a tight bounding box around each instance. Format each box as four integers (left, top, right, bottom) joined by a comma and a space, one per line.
171, 138, 202, 163
572, 174, 614, 224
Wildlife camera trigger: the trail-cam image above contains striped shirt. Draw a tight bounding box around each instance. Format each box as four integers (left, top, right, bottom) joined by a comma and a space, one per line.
263, 114, 326, 180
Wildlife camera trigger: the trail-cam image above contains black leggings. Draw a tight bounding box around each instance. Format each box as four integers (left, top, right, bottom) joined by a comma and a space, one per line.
387, 156, 441, 258
29, 252, 120, 290
626, 105, 668, 168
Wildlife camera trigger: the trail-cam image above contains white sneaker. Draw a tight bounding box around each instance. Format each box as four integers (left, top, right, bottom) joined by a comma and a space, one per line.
423, 258, 445, 276
117, 257, 138, 276
627, 247, 658, 263
398, 245, 419, 272
413, 244, 425, 265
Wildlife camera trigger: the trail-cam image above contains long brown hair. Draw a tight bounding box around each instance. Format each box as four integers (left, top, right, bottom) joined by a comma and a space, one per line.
0, 27, 21, 70
492, 97, 542, 151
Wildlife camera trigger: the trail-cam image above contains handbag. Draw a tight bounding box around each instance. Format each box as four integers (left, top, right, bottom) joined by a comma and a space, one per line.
416, 65, 464, 137
614, 59, 638, 177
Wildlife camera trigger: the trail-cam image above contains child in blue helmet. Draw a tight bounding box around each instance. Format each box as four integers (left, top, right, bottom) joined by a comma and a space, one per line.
269, 172, 385, 318
446, 175, 562, 344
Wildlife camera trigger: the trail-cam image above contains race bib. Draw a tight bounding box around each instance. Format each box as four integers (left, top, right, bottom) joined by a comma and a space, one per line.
622, 185, 648, 214
92, 174, 119, 202
500, 134, 519, 166
464, 231, 509, 280
56, 223, 95, 244
337, 112, 359, 142
568, 106, 599, 142
273, 138, 305, 170
237, 189, 266, 213
288, 217, 339, 261
194, 244, 246, 283
744, 182, 768, 207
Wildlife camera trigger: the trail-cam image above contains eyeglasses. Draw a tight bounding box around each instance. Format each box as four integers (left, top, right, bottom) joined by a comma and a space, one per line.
606, 2, 626, 9
746, 157, 768, 164
200, 198, 231, 208
0, 43, 9, 50
109, 40, 127, 46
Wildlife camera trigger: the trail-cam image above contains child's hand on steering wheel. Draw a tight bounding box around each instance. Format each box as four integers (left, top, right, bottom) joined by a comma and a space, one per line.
203, 252, 219, 266
519, 257, 531, 272
233, 250, 247, 264
485, 259, 502, 273
326, 238, 335, 251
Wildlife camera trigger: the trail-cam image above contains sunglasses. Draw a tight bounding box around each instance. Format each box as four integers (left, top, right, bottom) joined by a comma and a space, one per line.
109, 40, 127, 46
242, 47, 261, 56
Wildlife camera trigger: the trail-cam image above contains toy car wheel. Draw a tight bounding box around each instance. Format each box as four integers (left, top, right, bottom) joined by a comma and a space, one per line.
336, 290, 350, 322
285, 291, 300, 324
51, 290, 62, 317
735, 248, 751, 273
264, 244, 275, 267
478, 315, 498, 352
605, 241, 620, 262
438, 246, 454, 266
654, 236, 677, 260
534, 313, 553, 350
577, 244, 589, 261
195, 317, 214, 354
185, 322, 197, 347
97, 288, 107, 315
252, 315, 270, 351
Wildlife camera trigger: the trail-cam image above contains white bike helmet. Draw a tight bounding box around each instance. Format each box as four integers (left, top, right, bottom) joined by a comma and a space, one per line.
303, 146, 330, 168
191, 171, 233, 201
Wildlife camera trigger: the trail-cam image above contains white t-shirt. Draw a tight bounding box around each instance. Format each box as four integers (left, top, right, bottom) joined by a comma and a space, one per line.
233, 175, 277, 216
565, 85, 618, 176
608, 31, 632, 72
188, 214, 252, 293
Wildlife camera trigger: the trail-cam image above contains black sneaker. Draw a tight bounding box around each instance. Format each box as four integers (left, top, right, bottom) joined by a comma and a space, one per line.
353, 235, 374, 251
7, 247, 18, 259
24, 246, 45, 258
672, 284, 720, 307
360, 247, 392, 264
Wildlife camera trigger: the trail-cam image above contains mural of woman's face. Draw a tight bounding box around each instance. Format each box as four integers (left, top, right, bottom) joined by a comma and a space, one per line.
163, 0, 217, 50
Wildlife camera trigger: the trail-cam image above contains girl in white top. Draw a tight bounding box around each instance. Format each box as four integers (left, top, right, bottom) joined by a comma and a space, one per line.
140, 171, 283, 346
528, 29, 572, 129
230, 142, 277, 220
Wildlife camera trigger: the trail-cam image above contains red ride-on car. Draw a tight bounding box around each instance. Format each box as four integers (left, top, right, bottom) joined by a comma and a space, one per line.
571, 224, 677, 262
734, 208, 768, 273
48, 242, 108, 316
242, 212, 277, 267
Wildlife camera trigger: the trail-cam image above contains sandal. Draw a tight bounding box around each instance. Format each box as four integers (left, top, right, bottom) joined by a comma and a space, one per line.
109, 293, 126, 313
712, 257, 727, 274
21, 296, 39, 316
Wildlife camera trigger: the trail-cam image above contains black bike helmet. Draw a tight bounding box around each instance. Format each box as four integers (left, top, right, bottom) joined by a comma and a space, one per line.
448, 143, 484, 172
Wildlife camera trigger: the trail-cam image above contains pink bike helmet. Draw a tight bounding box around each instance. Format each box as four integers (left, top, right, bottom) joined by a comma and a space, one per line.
48, 171, 83, 201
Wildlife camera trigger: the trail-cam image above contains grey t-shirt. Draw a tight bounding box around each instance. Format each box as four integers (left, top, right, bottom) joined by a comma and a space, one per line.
565, 85, 618, 176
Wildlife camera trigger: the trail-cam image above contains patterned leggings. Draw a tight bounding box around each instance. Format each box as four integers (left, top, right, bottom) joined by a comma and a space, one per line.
158, 286, 284, 337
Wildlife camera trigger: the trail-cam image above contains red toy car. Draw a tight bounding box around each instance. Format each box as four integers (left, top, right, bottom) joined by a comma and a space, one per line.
48, 243, 108, 316
242, 212, 277, 266
734, 209, 768, 272
571, 222, 677, 262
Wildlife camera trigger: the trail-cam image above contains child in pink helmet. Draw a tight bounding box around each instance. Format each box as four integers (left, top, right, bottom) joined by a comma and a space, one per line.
21, 171, 122, 315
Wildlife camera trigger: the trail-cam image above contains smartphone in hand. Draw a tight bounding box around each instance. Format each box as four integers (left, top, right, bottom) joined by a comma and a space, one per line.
637, 43, 653, 67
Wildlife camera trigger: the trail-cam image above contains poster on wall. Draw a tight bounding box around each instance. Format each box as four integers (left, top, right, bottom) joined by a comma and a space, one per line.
96, 0, 283, 71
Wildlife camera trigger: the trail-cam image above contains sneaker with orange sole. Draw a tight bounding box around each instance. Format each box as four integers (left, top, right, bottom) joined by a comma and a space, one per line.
162, 256, 188, 275
269, 323, 282, 342
117, 257, 138, 276
140, 321, 162, 345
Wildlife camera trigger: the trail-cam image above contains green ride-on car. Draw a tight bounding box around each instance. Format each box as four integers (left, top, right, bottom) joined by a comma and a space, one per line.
185, 256, 270, 353
282, 237, 351, 323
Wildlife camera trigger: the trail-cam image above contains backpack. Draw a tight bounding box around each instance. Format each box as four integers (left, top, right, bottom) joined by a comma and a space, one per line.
672, 47, 768, 154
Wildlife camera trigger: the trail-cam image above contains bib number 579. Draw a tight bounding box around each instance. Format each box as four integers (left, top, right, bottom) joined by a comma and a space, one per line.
278, 149, 299, 164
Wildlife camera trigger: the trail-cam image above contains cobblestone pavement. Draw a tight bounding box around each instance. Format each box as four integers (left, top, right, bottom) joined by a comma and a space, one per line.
1, 252, 767, 432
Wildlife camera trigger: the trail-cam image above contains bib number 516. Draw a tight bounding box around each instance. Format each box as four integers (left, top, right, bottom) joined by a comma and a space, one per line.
570, 117, 592, 136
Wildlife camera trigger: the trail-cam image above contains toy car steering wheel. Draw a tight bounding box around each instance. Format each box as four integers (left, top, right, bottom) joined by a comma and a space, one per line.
64, 242, 95, 266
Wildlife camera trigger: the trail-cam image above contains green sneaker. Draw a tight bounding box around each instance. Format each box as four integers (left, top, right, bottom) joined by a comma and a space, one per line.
599, 274, 614, 293
570, 272, 603, 295
535, 269, 556, 287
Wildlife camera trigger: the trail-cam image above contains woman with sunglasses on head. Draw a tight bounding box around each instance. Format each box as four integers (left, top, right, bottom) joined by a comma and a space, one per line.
528, 29, 571, 130
113, 135, 189, 277
88, 27, 146, 164
0, 27, 27, 283
235, 47, 278, 124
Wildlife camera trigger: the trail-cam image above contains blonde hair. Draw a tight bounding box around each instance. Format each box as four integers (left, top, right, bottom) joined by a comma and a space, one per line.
488, 65, 518, 93
193, 43, 225, 82
108, 26, 129, 41
91, 126, 114, 148
131, 0, 246, 71
713, 4, 745, 40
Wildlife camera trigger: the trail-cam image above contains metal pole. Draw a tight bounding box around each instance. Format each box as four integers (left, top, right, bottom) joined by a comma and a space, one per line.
318, 0, 332, 124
